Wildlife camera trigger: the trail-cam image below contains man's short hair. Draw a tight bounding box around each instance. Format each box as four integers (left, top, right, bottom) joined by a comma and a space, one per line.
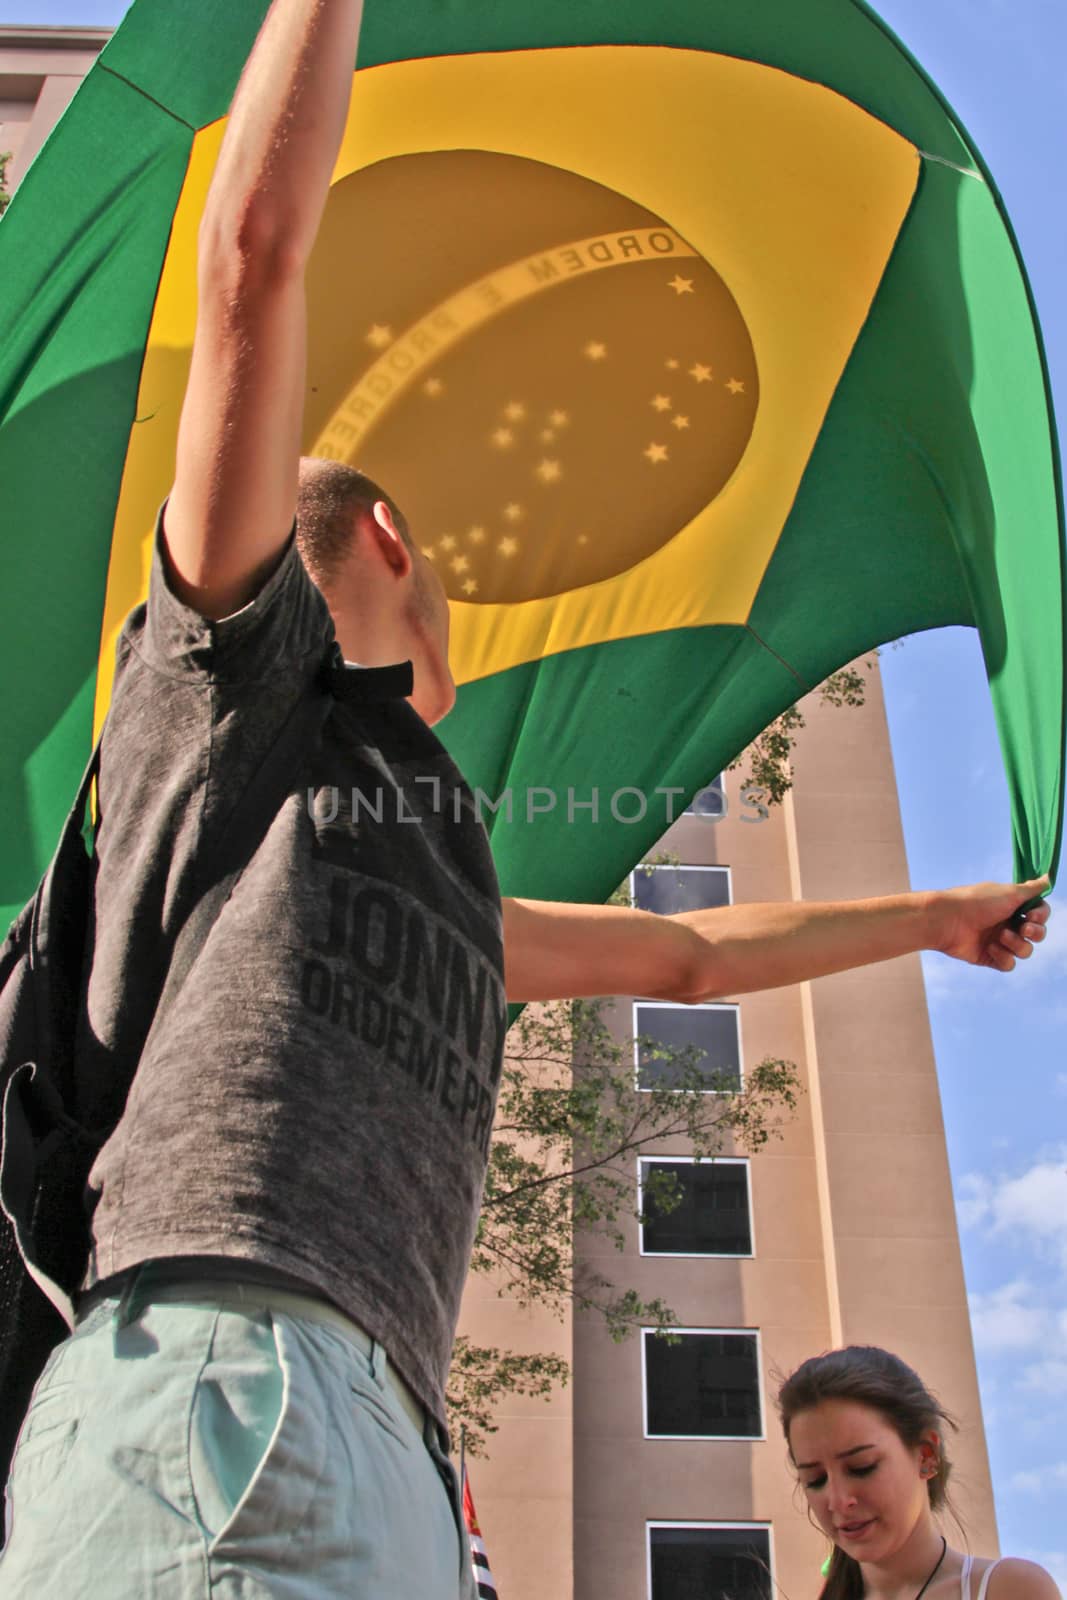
296, 456, 411, 587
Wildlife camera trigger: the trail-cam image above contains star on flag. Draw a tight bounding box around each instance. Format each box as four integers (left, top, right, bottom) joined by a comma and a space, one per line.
367, 262, 756, 609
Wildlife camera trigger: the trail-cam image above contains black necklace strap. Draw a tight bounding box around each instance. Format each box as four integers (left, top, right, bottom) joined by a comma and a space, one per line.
914, 1537, 948, 1600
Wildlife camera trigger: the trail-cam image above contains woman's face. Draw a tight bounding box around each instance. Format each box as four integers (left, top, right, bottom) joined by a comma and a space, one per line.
789, 1399, 937, 1563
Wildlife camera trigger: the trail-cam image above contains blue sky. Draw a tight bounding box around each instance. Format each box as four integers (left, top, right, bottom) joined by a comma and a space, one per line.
6, 0, 1066, 1577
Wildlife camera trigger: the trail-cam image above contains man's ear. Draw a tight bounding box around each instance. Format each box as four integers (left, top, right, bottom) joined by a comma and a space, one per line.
368, 499, 413, 578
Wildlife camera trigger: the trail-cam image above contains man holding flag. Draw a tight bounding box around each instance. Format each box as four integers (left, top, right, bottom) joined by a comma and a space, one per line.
0, 1, 1049, 1595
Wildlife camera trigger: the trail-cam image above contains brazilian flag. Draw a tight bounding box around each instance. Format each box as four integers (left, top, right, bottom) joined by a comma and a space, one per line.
1, 0, 1063, 923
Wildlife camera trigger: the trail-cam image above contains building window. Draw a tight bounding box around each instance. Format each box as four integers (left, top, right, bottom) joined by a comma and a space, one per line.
634, 1003, 742, 1092
643, 1329, 762, 1440
631, 864, 731, 915
639, 1158, 753, 1257
684, 775, 727, 819
648, 1523, 772, 1600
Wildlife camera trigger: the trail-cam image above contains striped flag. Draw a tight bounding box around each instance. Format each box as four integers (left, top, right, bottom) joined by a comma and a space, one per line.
462, 1465, 500, 1599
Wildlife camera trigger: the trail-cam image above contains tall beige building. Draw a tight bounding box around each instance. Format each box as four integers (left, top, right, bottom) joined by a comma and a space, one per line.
3, 35, 995, 1599
459, 666, 997, 1600
0, 25, 108, 191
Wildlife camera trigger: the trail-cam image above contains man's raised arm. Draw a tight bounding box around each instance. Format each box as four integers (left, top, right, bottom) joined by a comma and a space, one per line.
502, 879, 1051, 1004
165, 0, 364, 619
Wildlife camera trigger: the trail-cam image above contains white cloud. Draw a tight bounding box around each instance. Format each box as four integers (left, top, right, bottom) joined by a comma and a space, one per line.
920, 951, 987, 1004
968, 1281, 1052, 1352
1019, 1360, 1067, 1398
1009, 1462, 1067, 1496
993, 1160, 1067, 1247
956, 1152, 1067, 1270
956, 1172, 992, 1229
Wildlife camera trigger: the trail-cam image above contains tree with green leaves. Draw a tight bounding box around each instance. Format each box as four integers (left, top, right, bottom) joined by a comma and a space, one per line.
730, 663, 870, 804
448, 993, 801, 1453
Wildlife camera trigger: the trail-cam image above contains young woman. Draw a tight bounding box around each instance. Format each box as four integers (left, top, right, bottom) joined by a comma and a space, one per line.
777, 1346, 1060, 1600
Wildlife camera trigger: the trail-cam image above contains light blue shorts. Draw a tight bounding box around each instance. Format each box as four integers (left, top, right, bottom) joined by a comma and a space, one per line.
0, 1279, 474, 1598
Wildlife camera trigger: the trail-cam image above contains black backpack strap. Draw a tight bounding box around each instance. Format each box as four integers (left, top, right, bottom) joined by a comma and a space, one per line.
70, 739, 102, 833
30, 734, 101, 966
0, 734, 105, 1338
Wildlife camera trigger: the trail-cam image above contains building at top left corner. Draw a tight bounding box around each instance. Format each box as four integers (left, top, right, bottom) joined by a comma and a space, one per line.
1, 24, 110, 194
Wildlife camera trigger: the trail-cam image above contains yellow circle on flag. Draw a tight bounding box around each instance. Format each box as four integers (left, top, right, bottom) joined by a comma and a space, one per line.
306, 150, 760, 605
97, 45, 917, 728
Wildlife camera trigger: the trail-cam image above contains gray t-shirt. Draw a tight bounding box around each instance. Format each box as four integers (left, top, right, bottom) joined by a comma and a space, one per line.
79, 525, 507, 1425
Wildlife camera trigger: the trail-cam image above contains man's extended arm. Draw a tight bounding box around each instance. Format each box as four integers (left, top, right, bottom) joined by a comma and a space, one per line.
165, 0, 364, 619
501, 879, 1050, 1004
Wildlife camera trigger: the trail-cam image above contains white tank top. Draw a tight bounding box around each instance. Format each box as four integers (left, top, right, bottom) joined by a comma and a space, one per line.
961, 1555, 1002, 1600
